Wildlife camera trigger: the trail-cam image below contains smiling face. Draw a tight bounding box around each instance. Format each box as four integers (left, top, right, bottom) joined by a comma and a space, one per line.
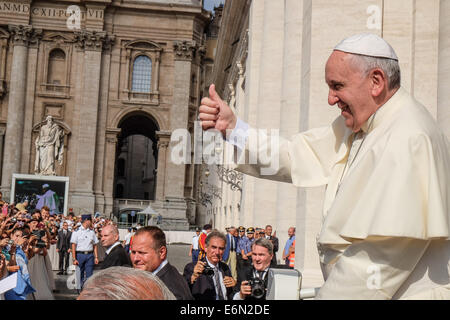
325, 51, 377, 132
130, 233, 166, 272
252, 244, 273, 272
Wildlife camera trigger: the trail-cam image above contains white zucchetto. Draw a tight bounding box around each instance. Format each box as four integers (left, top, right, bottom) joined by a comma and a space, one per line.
334, 33, 398, 61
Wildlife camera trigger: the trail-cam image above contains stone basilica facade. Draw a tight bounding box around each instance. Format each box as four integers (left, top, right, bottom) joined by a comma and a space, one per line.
0, 0, 213, 230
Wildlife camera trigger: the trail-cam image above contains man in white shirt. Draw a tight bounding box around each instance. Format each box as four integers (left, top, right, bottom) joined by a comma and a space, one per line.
70, 214, 99, 288
198, 33, 450, 299
189, 228, 201, 264
123, 227, 133, 253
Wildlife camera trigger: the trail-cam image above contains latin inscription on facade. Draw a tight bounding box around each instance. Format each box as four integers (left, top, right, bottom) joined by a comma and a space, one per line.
0, 2, 103, 19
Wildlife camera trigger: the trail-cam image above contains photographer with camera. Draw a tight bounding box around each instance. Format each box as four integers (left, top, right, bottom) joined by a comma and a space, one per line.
3, 228, 36, 300
233, 237, 274, 300
27, 219, 55, 300
183, 230, 236, 300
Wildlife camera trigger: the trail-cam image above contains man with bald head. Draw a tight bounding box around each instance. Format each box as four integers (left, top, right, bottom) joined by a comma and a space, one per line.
100, 224, 131, 269
199, 33, 450, 299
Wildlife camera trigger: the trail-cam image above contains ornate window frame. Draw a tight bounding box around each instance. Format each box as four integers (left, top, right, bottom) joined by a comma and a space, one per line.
122, 40, 162, 106
38, 33, 74, 99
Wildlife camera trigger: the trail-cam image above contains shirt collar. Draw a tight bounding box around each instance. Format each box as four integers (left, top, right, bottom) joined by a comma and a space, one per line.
254, 267, 270, 278
105, 241, 121, 255
360, 87, 406, 133
206, 257, 218, 268
152, 259, 168, 275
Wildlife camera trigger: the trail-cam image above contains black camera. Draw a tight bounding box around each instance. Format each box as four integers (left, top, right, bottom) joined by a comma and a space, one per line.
32, 230, 47, 248
202, 265, 215, 276
248, 278, 266, 299
11, 217, 17, 224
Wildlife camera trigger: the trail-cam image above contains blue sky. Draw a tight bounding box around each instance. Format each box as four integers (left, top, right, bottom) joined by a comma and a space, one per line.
203, 0, 225, 12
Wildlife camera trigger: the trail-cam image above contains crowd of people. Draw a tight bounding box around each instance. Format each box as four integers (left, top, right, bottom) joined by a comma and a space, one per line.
0, 191, 117, 300
77, 224, 296, 301
2, 188, 293, 300
191, 224, 296, 282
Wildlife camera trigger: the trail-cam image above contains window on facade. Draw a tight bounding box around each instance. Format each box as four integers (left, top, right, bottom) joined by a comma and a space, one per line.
131, 55, 152, 92
47, 48, 66, 86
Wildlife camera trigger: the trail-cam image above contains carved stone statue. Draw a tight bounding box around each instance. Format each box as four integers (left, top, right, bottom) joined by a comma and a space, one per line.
34, 116, 65, 175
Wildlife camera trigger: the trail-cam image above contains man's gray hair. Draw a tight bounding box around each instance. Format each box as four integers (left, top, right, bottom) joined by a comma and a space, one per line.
103, 223, 119, 236
77, 266, 176, 300
205, 229, 227, 246
252, 237, 274, 255
349, 54, 401, 90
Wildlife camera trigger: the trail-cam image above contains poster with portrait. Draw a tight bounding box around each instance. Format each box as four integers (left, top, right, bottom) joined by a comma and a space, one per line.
11, 174, 69, 215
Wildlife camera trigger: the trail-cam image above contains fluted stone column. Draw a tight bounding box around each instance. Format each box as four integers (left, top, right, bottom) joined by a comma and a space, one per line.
1, 25, 32, 201
70, 31, 107, 214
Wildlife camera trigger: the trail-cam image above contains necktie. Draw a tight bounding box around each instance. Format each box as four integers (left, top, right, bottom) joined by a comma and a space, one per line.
214, 267, 225, 300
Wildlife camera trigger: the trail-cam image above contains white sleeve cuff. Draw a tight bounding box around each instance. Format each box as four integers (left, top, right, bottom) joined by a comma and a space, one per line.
226, 117, 249, 151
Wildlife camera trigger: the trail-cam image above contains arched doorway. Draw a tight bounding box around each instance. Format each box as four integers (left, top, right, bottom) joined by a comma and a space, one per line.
114, 112, 159, 202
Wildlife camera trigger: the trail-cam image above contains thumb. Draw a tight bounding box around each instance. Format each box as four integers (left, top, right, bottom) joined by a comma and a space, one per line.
209, 84, 222, 103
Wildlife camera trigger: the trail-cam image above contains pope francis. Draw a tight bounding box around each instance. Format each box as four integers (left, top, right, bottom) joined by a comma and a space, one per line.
198, 33, 450, 300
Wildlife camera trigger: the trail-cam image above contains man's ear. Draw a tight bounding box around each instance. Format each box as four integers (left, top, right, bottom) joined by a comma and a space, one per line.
160, 245, 167, 260
369, 68, 387, 97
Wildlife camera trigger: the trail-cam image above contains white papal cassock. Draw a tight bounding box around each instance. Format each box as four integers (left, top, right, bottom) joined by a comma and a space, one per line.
234, 87, 450, 299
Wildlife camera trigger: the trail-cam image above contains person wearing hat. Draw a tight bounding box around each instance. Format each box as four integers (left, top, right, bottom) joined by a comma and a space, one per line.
189, 227, 201, 264
198, 33, 450, 299
235, 226, 246, 279
237, 227, 255, 281
70, 214, 99, 289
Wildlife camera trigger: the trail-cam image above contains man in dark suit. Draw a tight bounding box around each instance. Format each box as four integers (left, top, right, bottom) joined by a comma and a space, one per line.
183, 230, 237, 300
130, 226, 193, 300
57, 221, 72, 275
264, 225, 279, 266
100, 224, 132, 269
223, 226, 238, 280
233, 237, 274, 300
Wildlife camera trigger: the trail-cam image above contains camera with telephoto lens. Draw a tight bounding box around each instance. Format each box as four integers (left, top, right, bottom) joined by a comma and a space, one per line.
248, 277, 266, 299
32, 230, 46, 248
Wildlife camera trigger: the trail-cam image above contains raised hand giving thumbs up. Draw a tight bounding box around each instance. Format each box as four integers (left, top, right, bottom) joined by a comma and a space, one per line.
199, 84, 237, 137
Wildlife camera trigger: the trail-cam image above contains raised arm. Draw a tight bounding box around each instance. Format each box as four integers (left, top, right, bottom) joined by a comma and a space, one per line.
199, 84, 237, 137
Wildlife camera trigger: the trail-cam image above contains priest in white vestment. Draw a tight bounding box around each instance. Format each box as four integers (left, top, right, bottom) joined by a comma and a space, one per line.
198, 33, 450, 299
